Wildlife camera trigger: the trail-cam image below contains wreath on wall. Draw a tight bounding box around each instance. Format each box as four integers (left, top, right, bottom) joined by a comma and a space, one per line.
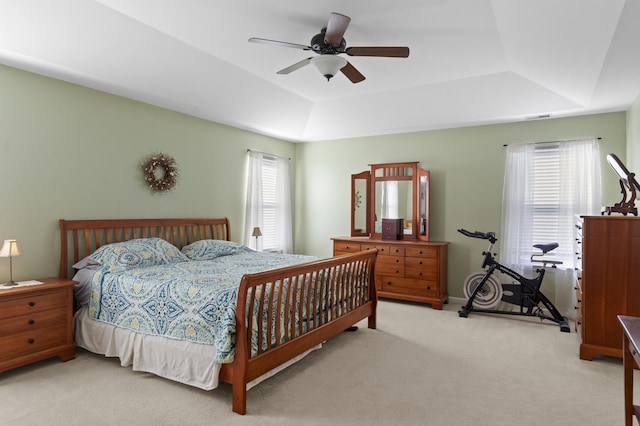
141, 153, 179, 193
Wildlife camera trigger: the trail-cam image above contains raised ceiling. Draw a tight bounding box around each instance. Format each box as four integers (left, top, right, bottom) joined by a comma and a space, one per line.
1, 0, 639, 142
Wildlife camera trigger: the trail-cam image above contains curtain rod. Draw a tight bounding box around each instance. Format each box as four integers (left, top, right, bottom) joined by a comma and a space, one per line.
246, 149, 291, 160
503, 137, 601, 147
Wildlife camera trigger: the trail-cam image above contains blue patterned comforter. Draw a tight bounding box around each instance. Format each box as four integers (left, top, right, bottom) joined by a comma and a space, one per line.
88, 248, 316, 363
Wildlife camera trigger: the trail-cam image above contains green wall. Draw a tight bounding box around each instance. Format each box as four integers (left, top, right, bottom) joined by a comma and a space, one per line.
0, 63, 631, 305
628, 94, 640, 170
294, 113, 627, 301
0, 64, 296, 281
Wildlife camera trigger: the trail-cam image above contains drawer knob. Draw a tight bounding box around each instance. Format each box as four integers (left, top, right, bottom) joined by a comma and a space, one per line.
28, 338, 35, 344
419, 261, 423, 265
28, 301, 36, 307
395, 259, 399, 263
426, 286, 431, 290
28, 319, 35, 325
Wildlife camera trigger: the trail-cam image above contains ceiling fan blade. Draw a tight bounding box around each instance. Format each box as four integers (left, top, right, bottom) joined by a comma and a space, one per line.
325, 12, 351, 46
249, 37, 312, 51
345, 46, 410, 58
277, 58, 313, 75
340, 61, 366, 83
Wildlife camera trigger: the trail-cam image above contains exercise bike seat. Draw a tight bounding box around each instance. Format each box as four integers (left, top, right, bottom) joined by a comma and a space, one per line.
533, 242, 558, 254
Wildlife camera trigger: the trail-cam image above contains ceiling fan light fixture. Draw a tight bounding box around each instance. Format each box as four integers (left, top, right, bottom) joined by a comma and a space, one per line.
312, 55, 347, 81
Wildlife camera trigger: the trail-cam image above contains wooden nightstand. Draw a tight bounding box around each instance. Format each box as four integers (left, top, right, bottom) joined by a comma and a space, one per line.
0, 277, 77, 373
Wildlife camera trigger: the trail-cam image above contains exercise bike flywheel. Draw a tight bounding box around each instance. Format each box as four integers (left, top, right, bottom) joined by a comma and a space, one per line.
463, 272, 503, 309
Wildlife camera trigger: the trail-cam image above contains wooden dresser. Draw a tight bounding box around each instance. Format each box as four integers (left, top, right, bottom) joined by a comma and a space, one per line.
576, 216, 640, 360
0, 278, 77, 373
332, 237, 448, 309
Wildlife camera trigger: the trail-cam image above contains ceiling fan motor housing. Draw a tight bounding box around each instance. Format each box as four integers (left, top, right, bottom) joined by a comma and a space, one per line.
311, 29, 346, 54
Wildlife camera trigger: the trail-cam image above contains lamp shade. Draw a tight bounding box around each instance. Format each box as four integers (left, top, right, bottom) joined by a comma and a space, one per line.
252, 227, 262, 237
312, 55, 347, 80
0, 239, 20, 257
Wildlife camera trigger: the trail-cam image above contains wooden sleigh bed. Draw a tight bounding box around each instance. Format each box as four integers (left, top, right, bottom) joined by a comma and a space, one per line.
58, 217, 378, 414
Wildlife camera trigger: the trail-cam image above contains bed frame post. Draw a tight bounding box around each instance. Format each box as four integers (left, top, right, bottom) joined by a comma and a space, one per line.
232, 275, 250, 415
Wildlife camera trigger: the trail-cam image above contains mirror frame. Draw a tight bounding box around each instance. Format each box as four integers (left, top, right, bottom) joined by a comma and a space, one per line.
351, 171, 371, 236
603, 153, 639, 216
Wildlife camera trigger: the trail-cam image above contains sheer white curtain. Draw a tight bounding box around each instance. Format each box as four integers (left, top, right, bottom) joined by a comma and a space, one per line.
244, 151, 293, 253
501, 139, 601, 270
245, 151, 264, 250
501, 143, 535, 267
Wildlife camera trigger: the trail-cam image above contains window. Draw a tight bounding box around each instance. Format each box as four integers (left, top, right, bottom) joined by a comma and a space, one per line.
244, 151, 292, 253
501, 140, 601, 270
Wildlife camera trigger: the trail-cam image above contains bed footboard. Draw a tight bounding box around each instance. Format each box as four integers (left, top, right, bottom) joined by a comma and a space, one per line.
226, 249, 378, 414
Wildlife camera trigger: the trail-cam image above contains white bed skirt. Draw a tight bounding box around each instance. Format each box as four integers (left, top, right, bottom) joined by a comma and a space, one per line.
73, 307, 321, 391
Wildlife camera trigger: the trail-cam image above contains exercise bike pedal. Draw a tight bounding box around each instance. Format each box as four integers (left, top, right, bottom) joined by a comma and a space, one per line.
559, 320, 570, 333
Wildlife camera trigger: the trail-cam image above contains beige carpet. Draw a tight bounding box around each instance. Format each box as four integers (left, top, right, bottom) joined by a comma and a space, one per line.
0, 300, 632, 425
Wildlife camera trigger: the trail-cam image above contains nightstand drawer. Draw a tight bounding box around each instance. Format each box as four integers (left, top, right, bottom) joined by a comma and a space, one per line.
0, 308, 68, 335
0, 326, 68, 359
0, 290, 68, 319
0, 325, 68, 359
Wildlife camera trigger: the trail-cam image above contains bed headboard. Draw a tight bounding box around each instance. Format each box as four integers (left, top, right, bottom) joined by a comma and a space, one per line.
59, 217, 231, 279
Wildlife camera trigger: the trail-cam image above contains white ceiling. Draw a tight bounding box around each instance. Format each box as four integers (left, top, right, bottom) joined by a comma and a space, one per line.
1, 0, 639, 142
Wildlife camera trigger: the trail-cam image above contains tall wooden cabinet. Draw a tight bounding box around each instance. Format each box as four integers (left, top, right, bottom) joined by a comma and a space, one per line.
577, 215, 640, 360
332, 237, 448, 309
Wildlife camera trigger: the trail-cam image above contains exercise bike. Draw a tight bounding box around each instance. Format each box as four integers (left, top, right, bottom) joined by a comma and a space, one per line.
457, 228, 570, 333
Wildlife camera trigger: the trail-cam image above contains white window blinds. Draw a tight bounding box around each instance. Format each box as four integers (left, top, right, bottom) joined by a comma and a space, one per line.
501, 139, 601, 269
245, 151, 293, 253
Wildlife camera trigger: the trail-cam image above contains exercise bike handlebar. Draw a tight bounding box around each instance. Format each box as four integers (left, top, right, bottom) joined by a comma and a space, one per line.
458, 228, 498, 244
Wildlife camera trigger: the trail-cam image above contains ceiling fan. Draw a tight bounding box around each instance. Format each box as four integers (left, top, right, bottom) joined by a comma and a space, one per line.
249, 12, 410, 83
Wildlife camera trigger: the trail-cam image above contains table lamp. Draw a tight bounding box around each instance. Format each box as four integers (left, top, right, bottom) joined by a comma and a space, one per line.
0, 239, 21, 286
251, 227, 262, 250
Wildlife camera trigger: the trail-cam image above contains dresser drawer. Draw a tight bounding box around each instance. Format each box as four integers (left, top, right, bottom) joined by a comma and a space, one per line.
0, 325, 69, 360
333, 241, 362, 253
405, 247, 438, 258
0, 290, 68, 320
384, 245, 405, 256
365, 244, 404, 256
378, 276, 438, 298
376, 256, 405, 275
405, 257, 438, 280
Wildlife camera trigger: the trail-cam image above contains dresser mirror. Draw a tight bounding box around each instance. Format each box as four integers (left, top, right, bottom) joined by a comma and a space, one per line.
351, 162, 429, 240
418, 169, 430, 236
602, 153, 638, 216
351, 171, 371, 236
